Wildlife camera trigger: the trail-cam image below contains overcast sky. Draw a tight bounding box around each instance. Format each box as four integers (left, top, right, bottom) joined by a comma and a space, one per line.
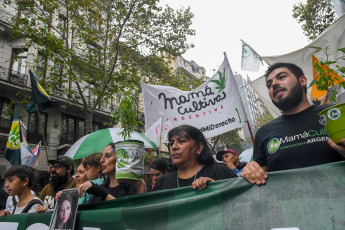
161, 0, 309, 80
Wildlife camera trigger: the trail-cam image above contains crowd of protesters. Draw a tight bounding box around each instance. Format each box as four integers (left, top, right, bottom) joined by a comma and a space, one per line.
0, 124, 241, 216
1, 62, 345, 217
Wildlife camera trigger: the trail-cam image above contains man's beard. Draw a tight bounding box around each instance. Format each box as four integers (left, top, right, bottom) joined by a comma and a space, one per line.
49, 172, 69, 191
272, 82, 304, 112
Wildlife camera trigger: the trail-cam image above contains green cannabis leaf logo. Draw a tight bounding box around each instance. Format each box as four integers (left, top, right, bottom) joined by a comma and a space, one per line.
210, 68, 226, 93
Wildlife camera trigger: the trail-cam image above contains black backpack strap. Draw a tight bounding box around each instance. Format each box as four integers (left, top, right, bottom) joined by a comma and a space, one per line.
11, 196, 17, 215
21, 199, 44, 213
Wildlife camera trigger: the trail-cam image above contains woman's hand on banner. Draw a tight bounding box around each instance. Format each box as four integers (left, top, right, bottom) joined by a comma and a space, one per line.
192, 177, 214, 190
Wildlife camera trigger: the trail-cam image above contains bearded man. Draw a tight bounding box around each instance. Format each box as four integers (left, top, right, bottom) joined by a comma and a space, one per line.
242, 63, 345, 186
38, 156, 76, 209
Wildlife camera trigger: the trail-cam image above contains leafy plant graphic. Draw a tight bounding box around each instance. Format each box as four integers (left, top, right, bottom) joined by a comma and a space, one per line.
8, 122, 20, 148
210, 68, 226, 93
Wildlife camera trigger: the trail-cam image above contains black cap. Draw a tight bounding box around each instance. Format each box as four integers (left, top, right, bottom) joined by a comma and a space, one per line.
48, 155, 75, 169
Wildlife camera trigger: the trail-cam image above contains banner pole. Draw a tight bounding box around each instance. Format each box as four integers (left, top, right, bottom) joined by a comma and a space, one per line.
35, 103, 49, 161
158, 136, 162, 158
246, 121, 255, 143
211, 135, 220, 154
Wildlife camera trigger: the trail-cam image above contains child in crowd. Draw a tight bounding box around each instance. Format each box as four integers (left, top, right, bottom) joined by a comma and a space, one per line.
55, 153, 104, 205
0, 165, 43, 215
79, 153, 104, 204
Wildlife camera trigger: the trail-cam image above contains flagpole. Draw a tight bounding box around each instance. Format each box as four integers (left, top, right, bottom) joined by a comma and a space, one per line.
246, 121, 255, 143
211, 135, 220, 154
158, 137, 161, 158
35, 103, 49, 161
157, 115, 164, 158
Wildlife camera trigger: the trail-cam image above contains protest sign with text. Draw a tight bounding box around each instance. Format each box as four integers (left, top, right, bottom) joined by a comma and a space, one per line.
142, 55, 247, 140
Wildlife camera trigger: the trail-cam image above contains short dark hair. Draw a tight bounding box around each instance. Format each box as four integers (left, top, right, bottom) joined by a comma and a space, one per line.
5, 165, 36, 188
150, 158, 169, 173
265, 62, 307, 93
83, 152, 102, 169
168, 125, 215, 166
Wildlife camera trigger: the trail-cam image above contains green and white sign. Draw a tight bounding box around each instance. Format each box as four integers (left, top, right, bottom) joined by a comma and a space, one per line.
1, 161, 345, 230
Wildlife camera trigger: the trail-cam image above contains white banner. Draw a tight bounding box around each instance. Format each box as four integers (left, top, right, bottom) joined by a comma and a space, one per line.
257, 13, 345, 110
144, 116, 172, 146
241, 40, 261, 72
143, 55, 247, 141
332, 0, 345, 17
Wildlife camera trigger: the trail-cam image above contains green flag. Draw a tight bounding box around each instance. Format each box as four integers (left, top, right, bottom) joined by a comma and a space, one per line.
25, 69, 58, 113
4, 103, 21, 165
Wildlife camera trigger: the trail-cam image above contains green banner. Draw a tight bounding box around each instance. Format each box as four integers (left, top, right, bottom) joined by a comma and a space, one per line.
1, 161, 345, 230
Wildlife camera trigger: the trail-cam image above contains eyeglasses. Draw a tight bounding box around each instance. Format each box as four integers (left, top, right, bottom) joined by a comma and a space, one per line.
49, 164, 65, 171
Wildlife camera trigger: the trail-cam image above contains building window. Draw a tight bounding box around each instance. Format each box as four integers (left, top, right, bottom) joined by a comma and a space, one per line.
10, 48, 28, 76
36, 51, 47, 81
92, 121, 107, 132
52, 61, 63, 88
86, 83, 99, 108
27, 113, 48, 144
18, 0, 34, 23
0, 98, 13, 133
60, 114, 85, 145
57, 15, 66, 39
9, 48, 28, 86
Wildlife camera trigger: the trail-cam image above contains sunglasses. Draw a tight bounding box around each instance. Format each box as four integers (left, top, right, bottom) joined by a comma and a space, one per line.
49, 164, 66, 171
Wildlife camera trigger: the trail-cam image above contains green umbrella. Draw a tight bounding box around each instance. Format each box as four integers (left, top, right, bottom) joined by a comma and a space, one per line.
64, 128, 157, 159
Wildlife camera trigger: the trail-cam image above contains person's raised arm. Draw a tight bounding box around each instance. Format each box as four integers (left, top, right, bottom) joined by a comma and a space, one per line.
78, 181, 115, 201
241, 161, 268, 186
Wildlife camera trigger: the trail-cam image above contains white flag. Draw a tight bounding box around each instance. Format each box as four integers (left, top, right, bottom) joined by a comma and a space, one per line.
260, 13, 345, 107
241, 40, 261, 72
145, 117, 172, 146
142, 54, 247, 140
332, 0, 345, 17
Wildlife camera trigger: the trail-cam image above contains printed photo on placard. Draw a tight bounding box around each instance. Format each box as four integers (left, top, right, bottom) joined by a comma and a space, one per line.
48, 188, 79, 230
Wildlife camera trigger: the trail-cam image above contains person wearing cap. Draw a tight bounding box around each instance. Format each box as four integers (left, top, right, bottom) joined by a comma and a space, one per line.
37, 156, 76, 210
217, 149, 247, 177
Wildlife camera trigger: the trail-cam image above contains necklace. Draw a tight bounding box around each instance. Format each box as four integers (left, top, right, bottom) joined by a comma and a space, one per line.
176, 164, 200, 188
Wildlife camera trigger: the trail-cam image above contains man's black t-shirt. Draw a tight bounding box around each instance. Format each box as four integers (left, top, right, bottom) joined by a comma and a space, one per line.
153, 163, 236, 190
254, 105, 344, 172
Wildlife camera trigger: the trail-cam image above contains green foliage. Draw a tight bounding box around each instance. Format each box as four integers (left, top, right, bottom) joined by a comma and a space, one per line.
211, 128, 243, 153
309, 46, 345, 102
255, 109, 274, 129
3, 0, 196, 131
210, 69, 226, 93
111, 91, 143, 140
144, 151, 156, 165
4, 92, 32, 118
292, 0, 336, 40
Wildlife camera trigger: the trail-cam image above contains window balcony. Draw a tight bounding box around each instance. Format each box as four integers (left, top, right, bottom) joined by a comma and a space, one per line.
0, 66, 28, 87
0, 8, 14, 27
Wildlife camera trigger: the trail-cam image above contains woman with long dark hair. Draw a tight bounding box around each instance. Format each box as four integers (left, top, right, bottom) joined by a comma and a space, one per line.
153, 125, 236, 190
54, 193, 76, 230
